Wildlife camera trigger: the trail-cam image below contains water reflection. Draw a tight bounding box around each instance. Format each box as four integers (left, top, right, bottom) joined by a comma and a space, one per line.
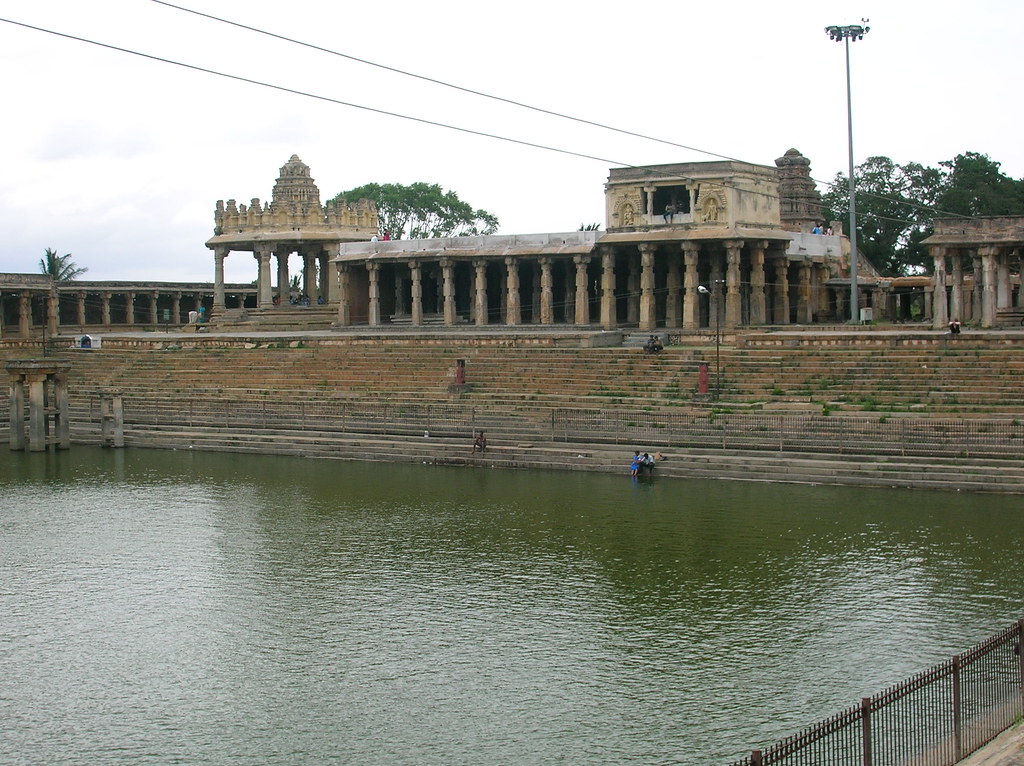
1, 448, 1022, 764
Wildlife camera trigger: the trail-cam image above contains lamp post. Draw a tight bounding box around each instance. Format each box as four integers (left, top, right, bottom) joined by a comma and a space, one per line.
698, 281, 723, 399
825, 20, 869, 323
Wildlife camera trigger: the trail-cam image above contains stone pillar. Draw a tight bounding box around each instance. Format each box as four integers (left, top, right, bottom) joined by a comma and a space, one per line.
149, 293, 159, 324
665, 255, 681, 328
923, 286, 933, 322
276, 250, 290, 303
505, 257, 521, 326
101, 393, 124, 448
8, 369, 25, 450
627, 257, 640, 325
323, 244, 340, 304
639, 245, 656, 331
440, 258, 456, 326
214, 246, 228, 309
126, 292, 137, 325
410, 261, 424, 326
773, 259, 790, 324
981, 246, 997, 328
336, 265, 351, 326
563, 261, 575, 323
18, 292, 31, 337
172, 293, 182, 324
682, 243, 700, 330
46, 293, 58, 336
256, 247, 273, 308
101, 293, 112, 327
749, 241, 767, 325
302, 249, 317, 300
600, 248, 616, 330
77, 292, 86, 327
530, 262, 541, 324
725, 241, 742, 328
798, 261, 813, 324
367, 262, 381, 326
539, 257, 554, 325
474, 259, 488, 326
972, 252, 983, 323
997, 248, 1012, 309
318, 251, 330, 302
931, 247, 948, 329
574, 255, 590, 326
950, 252, 964, 323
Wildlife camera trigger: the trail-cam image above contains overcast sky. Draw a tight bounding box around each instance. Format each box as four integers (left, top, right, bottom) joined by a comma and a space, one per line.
1, 0, 1021, 284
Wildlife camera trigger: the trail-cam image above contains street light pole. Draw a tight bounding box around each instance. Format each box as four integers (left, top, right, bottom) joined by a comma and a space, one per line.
826, 20, 869, 324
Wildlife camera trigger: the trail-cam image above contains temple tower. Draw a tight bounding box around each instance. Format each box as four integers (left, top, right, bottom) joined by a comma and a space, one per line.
775, 148, 824, 233
271, 154, 321, 207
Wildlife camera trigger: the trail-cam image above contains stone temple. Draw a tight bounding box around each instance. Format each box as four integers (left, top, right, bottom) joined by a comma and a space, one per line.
206, 150, 871, 331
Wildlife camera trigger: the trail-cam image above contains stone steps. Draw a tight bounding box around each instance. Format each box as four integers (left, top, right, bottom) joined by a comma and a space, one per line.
68, 423, 1024, 493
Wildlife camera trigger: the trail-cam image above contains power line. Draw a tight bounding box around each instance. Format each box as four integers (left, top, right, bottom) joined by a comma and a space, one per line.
150, 0, 982, 225
0, 13, 979, 230
0, 15, 787, 209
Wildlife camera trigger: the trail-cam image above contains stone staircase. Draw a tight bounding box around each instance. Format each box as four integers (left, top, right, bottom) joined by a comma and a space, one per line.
5, 335, 1024, 491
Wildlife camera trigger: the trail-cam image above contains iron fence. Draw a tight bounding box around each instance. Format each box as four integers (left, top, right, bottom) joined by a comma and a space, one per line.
732, 619, 1023, 766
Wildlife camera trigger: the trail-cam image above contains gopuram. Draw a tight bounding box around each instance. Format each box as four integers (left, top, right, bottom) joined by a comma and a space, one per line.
205, 155, 378, 309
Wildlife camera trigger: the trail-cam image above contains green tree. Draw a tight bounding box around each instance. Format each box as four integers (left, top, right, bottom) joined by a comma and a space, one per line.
328, 182, 498, 240
39, 247, 87, 281
823, 157, 943, 275
935, 152, 1024, 217
578, 223, 601, 231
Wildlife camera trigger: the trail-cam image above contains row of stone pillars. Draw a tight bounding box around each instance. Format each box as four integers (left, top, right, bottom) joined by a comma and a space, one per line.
7, 361, 124, 451
7, 361, 71, 452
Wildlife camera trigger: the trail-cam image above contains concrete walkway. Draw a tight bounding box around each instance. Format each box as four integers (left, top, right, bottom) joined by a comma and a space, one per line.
960, 723, 1024, 766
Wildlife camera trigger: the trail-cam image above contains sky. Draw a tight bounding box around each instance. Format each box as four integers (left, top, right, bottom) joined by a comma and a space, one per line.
1, 0, 1021, 284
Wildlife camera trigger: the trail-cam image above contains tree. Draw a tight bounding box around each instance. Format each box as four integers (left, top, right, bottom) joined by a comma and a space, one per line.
328, 182, 498, 240
39, 247, 87, 281
935, 152, 1024, 217
824, 152, 1024, 276
823, 157, 943, 275
578, 223, 601, 231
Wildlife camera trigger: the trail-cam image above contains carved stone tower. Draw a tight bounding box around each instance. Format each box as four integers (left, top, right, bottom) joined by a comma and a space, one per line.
271, 154, 321, 207
775, 148, 823, 233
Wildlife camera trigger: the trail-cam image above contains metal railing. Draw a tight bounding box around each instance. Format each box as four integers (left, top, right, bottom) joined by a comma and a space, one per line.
732, 620, 1023, 766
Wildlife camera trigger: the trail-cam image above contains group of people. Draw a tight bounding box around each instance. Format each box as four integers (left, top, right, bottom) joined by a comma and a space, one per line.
643, 335, 664, 355
811, 223, 834, 235
630, 450, 663, 477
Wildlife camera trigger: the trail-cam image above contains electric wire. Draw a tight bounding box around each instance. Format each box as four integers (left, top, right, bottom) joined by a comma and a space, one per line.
148, 0, 984, 225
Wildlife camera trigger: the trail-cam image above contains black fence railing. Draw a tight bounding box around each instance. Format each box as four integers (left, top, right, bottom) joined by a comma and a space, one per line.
732, 620, 1023, 766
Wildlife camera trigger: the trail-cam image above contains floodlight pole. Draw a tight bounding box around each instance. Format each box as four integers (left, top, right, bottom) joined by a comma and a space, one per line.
826, 21, 869, 323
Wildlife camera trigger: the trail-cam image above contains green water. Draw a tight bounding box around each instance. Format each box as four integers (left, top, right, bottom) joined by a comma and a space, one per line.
2, 447, 1022, 764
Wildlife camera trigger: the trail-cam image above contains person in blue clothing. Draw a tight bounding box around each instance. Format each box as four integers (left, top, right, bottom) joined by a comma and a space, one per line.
630, 451, 642, 477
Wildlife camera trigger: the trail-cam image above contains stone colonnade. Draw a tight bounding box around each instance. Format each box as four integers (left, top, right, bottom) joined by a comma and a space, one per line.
6, 361, 71, 452
213, 244, 338, 309
0, 286, 252, 339
930, 245, 1022, 328
334, 238, 835, 329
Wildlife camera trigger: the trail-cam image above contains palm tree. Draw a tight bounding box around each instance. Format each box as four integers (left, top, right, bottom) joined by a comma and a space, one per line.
39, 247, 87, 281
